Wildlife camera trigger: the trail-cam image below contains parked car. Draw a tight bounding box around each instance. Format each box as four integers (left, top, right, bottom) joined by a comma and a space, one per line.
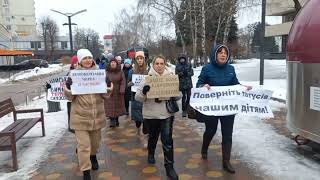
0, 59, 49, 71
16, 59, 49, 69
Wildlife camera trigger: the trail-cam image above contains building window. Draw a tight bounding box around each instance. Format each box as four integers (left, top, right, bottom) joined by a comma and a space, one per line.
61, 41, 68, 49
3, 0, 8, 5
31, 42, 41, 49
21, 17, 25, 21
6, 17, 10, 22
6, 25, 11, 30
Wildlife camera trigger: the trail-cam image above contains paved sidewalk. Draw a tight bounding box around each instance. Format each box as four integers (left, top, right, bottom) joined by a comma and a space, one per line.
30, 116, 267, 180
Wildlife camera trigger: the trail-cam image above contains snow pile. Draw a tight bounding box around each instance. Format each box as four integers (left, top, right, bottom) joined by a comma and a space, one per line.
0, 96, 69, 180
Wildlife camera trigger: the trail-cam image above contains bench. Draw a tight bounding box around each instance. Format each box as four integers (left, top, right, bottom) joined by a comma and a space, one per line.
0, 98, 45, 171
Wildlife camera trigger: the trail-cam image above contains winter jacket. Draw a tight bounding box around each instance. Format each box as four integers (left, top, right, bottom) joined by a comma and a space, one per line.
196, 44, 239, 88
175, 54, 194, 90
135, 67, 181, 120
64, 65, 108, 131
104, 62, 126, 117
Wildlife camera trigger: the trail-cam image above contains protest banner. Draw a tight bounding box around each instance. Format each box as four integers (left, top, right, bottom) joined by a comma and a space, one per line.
47, 76, 69, 102
131, 74, 146, 92
190, 85, 274, 118
145, 74, 180, 99
70, 69, 107, 95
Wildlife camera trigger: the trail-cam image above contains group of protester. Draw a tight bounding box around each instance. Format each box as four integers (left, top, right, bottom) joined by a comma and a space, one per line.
51, 43, 252, 180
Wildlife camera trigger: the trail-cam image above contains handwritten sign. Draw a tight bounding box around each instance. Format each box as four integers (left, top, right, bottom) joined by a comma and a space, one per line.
70, 69, 107, 95
131, 74, 146, 92
190, 85, 274, 118
47, 76, 69, 102
145, 75, 180, 99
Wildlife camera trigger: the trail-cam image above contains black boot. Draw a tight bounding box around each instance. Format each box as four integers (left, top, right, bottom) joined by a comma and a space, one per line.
109, 118, 116, 128
90, 155, 99, 170
115, 117, 119, 127
222, 143, 235, 174
165, 165, 179, 180
83, 170, 91, 180
148, 153, 155, 164
201, 135, 211, 160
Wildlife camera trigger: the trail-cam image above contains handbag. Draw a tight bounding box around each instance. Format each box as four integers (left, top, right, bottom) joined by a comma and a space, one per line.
187, 105, 205, 123
166, 98, 179, 113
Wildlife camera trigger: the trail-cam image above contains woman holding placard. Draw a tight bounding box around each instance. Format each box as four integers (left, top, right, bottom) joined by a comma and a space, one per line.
135, 55, 181, 180
196, 44, 252, 174
64, 49, 113, 180
128, 51, 149, 136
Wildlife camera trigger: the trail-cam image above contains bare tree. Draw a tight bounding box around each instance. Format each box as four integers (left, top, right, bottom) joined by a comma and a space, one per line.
38, 16, 59, 62
74, 28, 101, 58
138, 0, 187, 53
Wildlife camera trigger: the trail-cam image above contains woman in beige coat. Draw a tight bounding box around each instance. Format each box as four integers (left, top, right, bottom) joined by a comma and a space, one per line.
135, 55, 181, 180
64, 49, 112, 180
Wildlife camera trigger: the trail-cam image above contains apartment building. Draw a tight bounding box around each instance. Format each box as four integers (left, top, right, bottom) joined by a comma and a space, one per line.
265, 0, 309, 52
0, 0, 36, 37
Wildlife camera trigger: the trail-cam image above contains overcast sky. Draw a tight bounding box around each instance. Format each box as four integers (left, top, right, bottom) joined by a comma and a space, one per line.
34, 0, 280, 38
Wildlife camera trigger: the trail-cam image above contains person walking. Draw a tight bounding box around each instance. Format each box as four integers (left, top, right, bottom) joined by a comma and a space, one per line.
105, 58, 126, 127
196, 44, 252, 174
175, 54, 193, 117
122, 58, 132, 115
64, 49, 113, 180
136, 55, 181, 180
128, 51, 149, 135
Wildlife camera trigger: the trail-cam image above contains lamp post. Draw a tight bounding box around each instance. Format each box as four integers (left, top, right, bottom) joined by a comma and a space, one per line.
259, 0, 266, 85
50, 9, 87, 55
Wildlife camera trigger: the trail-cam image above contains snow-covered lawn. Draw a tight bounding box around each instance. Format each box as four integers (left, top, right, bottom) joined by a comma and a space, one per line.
0, 96, 69, 180
0, 64, 69, 85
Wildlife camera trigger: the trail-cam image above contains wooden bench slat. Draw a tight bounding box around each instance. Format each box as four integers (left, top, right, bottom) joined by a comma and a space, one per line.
0, 118, 40, 146
0, 105, 14, 118
0, 98, 12, 106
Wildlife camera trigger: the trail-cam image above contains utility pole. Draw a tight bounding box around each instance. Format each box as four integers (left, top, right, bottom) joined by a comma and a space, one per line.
259, 0, 266, 85
51, 9, 87, 55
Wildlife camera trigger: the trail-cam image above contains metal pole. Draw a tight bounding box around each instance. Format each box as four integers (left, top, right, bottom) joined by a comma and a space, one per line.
68, 16, 73, 55
259, 0, 266, 85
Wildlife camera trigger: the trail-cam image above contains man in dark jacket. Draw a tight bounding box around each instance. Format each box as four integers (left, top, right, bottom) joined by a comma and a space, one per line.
175, 54, 194, 117
196, 44, 251, 174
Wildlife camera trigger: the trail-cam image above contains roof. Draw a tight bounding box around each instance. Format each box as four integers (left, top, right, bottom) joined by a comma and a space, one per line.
0, 49, 33, 56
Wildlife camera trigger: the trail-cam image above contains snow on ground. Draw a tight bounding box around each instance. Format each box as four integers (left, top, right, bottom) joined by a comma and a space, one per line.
0, 96, 69, 180
0, 64, 68, 85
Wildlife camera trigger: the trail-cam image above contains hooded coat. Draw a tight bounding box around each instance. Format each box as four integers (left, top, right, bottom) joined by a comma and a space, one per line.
64, 60, 108, 131
104, 59, 126, 117
175, 54, 194, 90
196, 45, 239, 88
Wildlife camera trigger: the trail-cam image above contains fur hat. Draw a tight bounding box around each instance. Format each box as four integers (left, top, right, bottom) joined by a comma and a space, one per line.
135, 51, 145, 58
77, 49, 93, 63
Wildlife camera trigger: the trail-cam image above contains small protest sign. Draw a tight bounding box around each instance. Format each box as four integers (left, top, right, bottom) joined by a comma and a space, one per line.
70, 69, 107, 95
145, 75, 180, 99
131, 74, 146, 92
47, 76, 69, 102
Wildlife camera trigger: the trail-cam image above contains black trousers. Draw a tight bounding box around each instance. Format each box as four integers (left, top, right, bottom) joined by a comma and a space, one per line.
67, 102, 74, 133
135, 121, 148, 134
202, 115, 235, 153
181, 89, 191, 111
146, 117, 174, 166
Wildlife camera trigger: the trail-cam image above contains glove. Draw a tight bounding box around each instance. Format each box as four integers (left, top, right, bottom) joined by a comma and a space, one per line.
45, 82, 51, 89
142, 85, 150, 95
66, 77, 73, 90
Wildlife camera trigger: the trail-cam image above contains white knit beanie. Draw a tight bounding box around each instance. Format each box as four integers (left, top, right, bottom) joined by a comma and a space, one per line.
77, 49, 93, 63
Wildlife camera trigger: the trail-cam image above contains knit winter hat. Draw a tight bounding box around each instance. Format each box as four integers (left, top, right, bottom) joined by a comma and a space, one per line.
135, 51, 145, 58
77, 49, 93, 63
71, 55, 78, 65
124, 58, 132, 65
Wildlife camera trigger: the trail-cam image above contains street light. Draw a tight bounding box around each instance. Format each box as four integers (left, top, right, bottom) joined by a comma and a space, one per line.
50, 9, 87, 55
259, 0, 266, 85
